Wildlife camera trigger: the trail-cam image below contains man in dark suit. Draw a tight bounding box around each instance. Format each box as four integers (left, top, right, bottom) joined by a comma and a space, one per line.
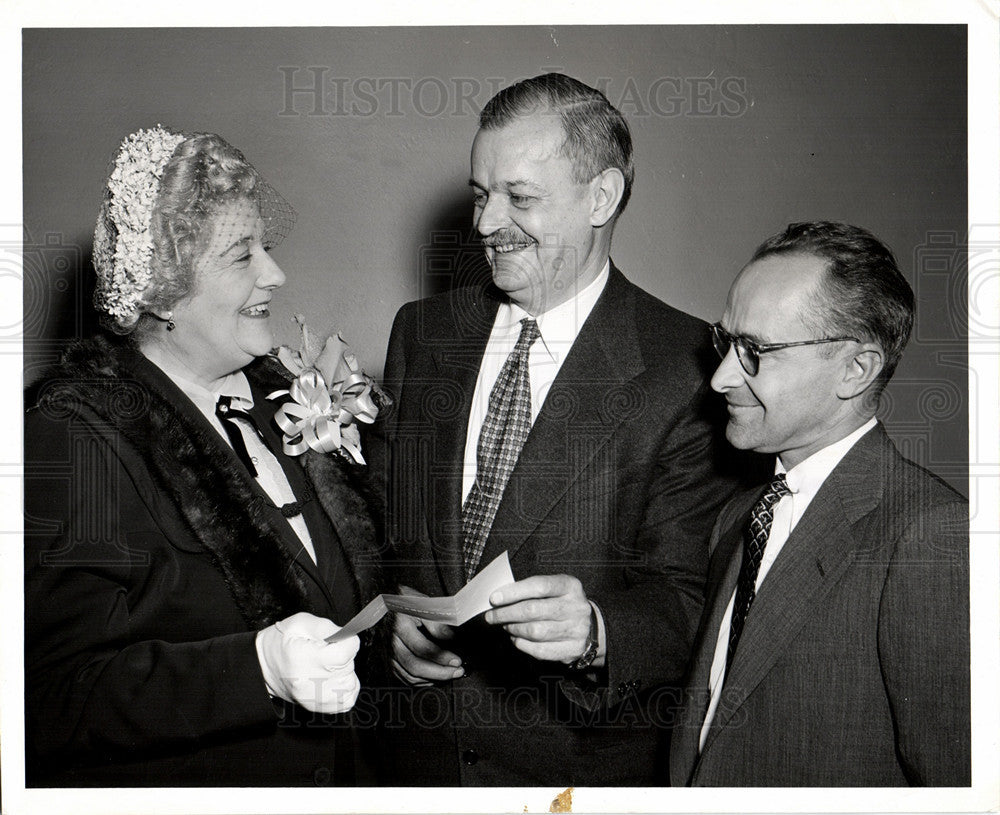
374, 73, 746, 785
669, 221, 970, 786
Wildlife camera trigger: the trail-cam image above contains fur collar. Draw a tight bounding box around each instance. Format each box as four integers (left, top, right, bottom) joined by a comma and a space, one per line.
31, 336, 382, 630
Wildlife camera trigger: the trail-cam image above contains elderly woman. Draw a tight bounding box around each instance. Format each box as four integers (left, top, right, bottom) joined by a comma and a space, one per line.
24, 127, 382, 786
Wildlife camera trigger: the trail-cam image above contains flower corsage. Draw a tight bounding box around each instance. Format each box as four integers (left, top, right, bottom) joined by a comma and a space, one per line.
268, 315, 388, 465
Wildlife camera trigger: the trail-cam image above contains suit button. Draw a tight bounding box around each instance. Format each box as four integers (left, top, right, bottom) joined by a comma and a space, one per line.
462, 749, 479, 765
616, 683, 628, 696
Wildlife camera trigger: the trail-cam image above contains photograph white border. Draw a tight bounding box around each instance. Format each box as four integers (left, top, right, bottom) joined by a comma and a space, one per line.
2, 2, 997, 814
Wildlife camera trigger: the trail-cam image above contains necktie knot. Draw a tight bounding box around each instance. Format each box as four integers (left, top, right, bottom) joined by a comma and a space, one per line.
760, 473, 791, 507
514, 318, 540, 355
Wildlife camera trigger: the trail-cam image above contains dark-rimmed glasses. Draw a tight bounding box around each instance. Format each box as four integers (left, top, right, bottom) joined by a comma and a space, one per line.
710, 323, 860, 377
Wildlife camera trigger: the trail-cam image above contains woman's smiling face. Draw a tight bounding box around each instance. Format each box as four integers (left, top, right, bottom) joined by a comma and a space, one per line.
163, 198, 286, 388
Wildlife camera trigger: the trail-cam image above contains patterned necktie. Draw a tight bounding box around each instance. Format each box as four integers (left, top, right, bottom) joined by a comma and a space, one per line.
461, 318, 541, 580
725, 473, 791, 677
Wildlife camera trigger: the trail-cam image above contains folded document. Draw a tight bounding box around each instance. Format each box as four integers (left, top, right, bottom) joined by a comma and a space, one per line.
326, 551, 514, 643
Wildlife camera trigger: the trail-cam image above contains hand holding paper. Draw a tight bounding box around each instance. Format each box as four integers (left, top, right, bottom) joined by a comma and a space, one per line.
485, 573, 595, 664
326, 551, 515, 639
392, 590, 462, 686
256, 612, 361, 714
324, 552, 515, 686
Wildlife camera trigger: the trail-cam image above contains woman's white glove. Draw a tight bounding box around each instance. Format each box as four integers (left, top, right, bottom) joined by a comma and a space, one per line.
255, 612, 361, 714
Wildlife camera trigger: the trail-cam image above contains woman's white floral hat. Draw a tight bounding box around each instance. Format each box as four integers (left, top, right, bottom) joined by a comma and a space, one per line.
92, 125, 187, 329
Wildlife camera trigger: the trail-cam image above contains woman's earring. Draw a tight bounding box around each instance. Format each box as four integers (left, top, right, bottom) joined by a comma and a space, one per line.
165, 312, 175, 332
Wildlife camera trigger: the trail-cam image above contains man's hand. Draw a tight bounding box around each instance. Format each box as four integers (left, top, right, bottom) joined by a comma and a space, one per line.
484, 574, 596, 664
391, 585, 464, 686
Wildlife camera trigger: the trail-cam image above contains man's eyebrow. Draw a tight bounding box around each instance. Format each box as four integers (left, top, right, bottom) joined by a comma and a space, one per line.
505, 179, 545, 191
722, 323, 767, 345
467, 179, 546, 192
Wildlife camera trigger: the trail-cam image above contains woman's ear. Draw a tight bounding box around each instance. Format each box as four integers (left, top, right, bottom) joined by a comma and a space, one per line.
589, 168, 625, 227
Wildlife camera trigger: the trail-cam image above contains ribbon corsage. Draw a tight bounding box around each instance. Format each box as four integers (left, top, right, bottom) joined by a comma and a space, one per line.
268, 315, 387, 465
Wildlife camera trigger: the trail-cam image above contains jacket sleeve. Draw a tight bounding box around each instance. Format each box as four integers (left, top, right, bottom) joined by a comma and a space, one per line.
569, 381, 757, 708
878, 499, 971, 785
24, 405, 278, 761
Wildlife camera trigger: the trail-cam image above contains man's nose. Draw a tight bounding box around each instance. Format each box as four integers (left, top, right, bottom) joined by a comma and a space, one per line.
710, 344, 746, 393
474, 194, 508, 235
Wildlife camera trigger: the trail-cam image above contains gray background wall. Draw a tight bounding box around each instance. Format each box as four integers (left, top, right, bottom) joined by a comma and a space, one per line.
22, 25, 968, 493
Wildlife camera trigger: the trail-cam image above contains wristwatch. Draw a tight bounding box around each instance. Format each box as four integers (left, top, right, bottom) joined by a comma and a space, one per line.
568, 604, 600, 671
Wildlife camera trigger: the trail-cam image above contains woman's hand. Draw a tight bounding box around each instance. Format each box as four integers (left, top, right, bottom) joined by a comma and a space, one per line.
255, 612, 361, 714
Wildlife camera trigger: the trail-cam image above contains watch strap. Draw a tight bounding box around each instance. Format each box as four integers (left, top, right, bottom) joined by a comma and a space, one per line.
568, 603, 600, 671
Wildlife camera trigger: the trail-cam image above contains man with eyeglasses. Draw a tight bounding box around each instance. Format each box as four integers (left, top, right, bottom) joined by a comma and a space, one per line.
669, 221, 970, 786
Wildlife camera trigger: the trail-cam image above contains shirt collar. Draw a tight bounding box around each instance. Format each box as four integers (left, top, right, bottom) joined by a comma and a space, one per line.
503, 260, 611, 361
777, 417, 878, 498
140, 345, 254, 414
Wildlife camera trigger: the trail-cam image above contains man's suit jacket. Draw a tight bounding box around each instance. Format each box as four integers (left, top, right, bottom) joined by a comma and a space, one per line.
669, 423, 970, 786
24, 339, 381, 786
374, 265, 751, 785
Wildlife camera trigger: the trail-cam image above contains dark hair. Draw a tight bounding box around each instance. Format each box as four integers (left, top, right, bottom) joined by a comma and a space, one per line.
479, 73, 634, 217
751, 221, 915, 388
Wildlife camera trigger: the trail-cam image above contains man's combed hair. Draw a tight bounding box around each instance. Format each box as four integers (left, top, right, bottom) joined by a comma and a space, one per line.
752, 221, 915, 389
480, 73, 634, 216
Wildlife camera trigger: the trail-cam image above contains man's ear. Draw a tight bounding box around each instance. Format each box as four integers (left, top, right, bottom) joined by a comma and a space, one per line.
837, 343, 884, 399
589, 168, 625, 227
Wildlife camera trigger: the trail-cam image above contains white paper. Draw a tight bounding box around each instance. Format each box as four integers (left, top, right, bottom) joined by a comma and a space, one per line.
325, 551, 514, 642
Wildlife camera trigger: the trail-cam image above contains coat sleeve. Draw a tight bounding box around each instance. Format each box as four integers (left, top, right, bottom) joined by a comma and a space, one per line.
878, 499, 971, 785
24, 405, 278, 762
570, 381, 756, 708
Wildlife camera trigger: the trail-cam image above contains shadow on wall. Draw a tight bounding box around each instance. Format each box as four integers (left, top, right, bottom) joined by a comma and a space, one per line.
415, 190, 492, 300
23, 229, 103, 387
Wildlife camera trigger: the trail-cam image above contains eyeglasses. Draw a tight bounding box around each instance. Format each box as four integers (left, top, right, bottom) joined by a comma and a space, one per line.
710, 323, 860, 377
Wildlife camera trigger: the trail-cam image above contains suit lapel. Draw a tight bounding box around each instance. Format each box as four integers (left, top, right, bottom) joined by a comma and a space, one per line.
477, 266, 646, 570
670, 495, 753, 785
122, 348, 328, 622
429, 287, 500, 594
248, 384, 342, 613
699, 426, 890, 755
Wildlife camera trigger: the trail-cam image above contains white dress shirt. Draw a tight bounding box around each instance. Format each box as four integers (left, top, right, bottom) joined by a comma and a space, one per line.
461, 261, 610, 504
141, 347, 317, 564
698, 417, 878, 751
